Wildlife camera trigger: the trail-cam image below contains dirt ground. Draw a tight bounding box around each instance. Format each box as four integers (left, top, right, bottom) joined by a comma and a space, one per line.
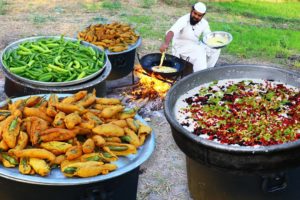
0, 1, 289, 200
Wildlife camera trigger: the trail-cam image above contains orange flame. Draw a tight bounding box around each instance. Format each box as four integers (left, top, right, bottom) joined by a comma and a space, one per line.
132, 65, 173, 99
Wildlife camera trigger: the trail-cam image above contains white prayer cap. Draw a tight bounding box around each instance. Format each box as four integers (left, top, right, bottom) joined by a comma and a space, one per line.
194, 2, 206, 13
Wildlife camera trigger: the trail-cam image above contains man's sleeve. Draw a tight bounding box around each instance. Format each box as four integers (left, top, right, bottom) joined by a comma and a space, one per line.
202, 20, 211, 37
167, 16, 186, 35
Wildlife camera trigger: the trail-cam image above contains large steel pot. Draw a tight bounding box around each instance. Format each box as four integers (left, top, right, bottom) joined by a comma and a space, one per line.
164, 64, 300, 174
106, 37, 142, 80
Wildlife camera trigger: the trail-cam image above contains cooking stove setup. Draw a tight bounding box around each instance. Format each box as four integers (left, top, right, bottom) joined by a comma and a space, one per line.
1, 25, 300, 200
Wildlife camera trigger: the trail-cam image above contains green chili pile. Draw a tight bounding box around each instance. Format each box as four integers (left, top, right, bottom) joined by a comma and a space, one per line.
2, 36, 105, 82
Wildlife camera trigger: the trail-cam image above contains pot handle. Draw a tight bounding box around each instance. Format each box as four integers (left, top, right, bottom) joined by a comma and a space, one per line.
185, 56, 190, 63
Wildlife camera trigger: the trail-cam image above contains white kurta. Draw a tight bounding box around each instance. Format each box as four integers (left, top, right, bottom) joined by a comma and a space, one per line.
168, 14, 220, 72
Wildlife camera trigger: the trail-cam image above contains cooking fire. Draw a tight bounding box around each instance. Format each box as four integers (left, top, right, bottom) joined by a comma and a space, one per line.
130, 65, 174, 99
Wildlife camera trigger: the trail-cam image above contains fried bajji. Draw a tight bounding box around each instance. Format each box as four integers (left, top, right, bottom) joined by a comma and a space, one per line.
80, 153, 103, 162
29, 157, 51, 176
53, 154, 66, 165
66, 145, 83, 160
61, 160, 116, 178
24, 116, 49, 146
24, 96, 43, 107
61, 91, 88, 104
46, 94, 58, 117
40, 128, 76, 142
100, 148, 118, 162
83, 112, 103, 126
40, 141, 72, 155
8, 99, 24, 114
104, 142, 137, 156
103, 137, 121, 143
92, 135, 105, 147
1, 152, 18, 167
109, 119, 127, 128
126, 118, 139, 132
19, 157, 32, 175
14, 131, 28, 150
100, 105, 124, 119
82, 138, 95, 154
137, 120, 152, 145
23, 107, 53, 123
96, 98, 121, 105
123, 127, 140, 147
93, 104, 111, 111
2, 115, 21, 148
92, 124, 124, 137
52, 111, 66, 128
0, 140, 9, 151
77, 92, 96, 108
64, 112, 81, 129
118, 108, 138, 120
79, 120, 95, 130
55, 103, 85, 114
73, 126, 92, 135
11, 148, 56, 163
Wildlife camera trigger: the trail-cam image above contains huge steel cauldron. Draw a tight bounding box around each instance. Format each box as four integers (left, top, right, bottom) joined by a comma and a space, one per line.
164, 65, 300, 200
165, 64, 300, 173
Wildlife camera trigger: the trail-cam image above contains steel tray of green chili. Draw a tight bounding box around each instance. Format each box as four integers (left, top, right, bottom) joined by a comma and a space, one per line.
0, 36, 108, 86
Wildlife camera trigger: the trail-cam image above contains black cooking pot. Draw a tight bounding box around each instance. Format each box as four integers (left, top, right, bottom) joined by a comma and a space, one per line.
137, 53, 186, 78
164, 64, 300, 174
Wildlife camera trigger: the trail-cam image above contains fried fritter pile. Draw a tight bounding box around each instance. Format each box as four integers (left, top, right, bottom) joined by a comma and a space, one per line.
0, 90, 152, 178
78, 22, 140, 52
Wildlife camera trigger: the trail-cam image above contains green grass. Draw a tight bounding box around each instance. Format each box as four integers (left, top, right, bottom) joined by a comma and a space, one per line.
208, 1, 300, 23
211, 22, 300, 59
0, 0, 7, 15
102, 0, 121, 10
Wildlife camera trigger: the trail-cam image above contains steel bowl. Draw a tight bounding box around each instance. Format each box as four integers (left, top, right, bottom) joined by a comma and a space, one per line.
164, 64, 300, 173
0, 36, 109, 87
202, 31, 233, 49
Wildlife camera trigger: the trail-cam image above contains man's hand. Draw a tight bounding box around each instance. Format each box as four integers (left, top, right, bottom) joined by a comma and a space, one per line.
160, 31, 174, 53
160, 43, 168, 53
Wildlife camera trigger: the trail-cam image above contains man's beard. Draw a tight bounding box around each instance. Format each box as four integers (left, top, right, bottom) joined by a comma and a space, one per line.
190, 15, 199, 26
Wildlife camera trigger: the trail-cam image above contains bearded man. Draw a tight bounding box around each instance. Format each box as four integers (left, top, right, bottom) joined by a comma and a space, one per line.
160, 2, 220, 72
